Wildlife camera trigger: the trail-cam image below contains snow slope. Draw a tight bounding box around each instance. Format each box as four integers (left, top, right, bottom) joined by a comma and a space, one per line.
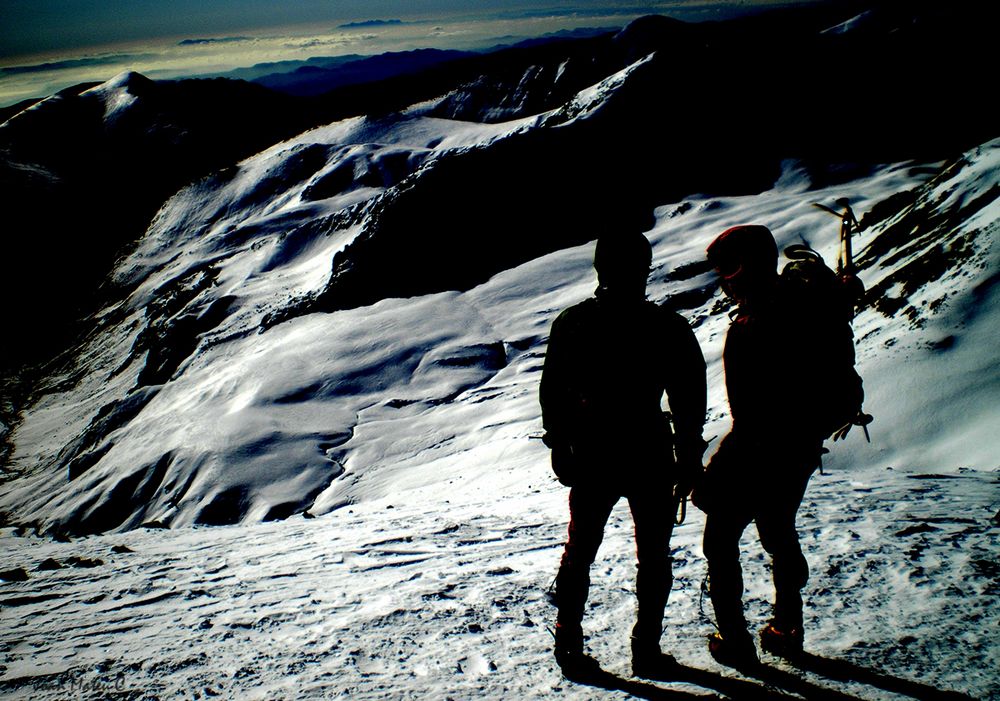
5, 100, 996, 534
0, 133, 996, 697
0, 441, 996, 699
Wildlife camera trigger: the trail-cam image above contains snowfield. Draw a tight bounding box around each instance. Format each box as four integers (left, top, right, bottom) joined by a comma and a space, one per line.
0, 456, 996, 699
1, 11, 998, 700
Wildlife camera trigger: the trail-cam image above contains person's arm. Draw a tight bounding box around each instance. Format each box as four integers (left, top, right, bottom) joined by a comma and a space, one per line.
663, 311, 708, 468
539, 310, 575, 447
540, 310, 586, 486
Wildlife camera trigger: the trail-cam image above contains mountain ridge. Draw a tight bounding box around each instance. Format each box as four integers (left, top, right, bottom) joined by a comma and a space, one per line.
1, 2, 997, 534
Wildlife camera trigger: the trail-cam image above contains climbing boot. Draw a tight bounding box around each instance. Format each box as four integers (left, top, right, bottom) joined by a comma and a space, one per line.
708, 631, 759, 669
553, 623, 601, 679
759, 622, 804, 659
631, 636, 680, 680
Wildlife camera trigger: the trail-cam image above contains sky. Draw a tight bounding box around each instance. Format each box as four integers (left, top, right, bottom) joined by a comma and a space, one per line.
0, 1, 810, 108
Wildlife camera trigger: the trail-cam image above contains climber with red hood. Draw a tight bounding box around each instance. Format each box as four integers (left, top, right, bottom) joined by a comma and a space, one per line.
696, 224, 864, 667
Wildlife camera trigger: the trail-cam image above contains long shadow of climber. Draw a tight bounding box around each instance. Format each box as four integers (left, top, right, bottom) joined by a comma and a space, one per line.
788, 652, 976, 701
562, 660, 869, 701
735, 663, 875, 701
560, 661, 768, 700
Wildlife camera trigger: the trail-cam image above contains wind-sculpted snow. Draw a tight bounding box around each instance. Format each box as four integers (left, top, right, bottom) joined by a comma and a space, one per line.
3, 290, 511, 532
2, 132, 997, 536
0, 10, 997, 538
0, 107, 541, 533
0, 466, 995, 699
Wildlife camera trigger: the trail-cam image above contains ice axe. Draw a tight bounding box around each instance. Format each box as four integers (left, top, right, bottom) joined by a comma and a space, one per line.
813, 198, 873, 443
813, 197, 865, 310
812, 197, 861, 276
832, 411, 874, 444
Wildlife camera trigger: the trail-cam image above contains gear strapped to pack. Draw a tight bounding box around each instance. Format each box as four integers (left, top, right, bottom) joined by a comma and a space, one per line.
812, 198, 861, 276
785, 205, 873, 443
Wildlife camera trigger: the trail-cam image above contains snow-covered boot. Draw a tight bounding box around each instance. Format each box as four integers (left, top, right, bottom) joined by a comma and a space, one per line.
759, 622, 803, 658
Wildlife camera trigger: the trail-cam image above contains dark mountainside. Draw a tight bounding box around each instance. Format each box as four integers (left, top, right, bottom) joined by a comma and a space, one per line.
251, 49, 475, 96
0, 75, 308, 371
216, 27, 612, 90
0, 1, 996, 448
0, 0, 996, 536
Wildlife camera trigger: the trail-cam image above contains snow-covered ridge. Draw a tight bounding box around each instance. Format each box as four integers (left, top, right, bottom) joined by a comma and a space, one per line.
2, 124, 997, 537
80, 71, 148, 123
0, 66, 614, 533
0, 7, 997, 539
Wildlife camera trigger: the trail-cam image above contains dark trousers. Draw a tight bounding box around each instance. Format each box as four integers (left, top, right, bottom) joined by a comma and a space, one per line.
555, 483, 678, 644
701, 434, 819, 637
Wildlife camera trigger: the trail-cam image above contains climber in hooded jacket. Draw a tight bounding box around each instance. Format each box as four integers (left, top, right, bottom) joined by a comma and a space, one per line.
694, 224, 864, 668
539, 231, 707, 678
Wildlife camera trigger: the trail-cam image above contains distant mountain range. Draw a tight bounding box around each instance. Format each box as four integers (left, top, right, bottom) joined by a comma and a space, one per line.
217, 27, 617, 96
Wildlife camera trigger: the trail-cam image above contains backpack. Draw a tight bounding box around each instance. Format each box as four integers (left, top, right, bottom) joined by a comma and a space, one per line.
780, 244, 872, 441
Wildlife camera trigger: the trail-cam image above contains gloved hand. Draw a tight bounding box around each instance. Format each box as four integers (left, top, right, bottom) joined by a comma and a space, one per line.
543, 433, 577, 487
550, 444, 577, 487
674, 459, 704, 501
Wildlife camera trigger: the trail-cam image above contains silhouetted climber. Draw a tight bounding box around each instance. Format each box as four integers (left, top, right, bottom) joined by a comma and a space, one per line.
695, 224, 864, 668
539, 232, 707, 679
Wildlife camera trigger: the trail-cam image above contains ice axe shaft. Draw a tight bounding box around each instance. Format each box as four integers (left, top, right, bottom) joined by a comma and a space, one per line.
812, 200, 860, 275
